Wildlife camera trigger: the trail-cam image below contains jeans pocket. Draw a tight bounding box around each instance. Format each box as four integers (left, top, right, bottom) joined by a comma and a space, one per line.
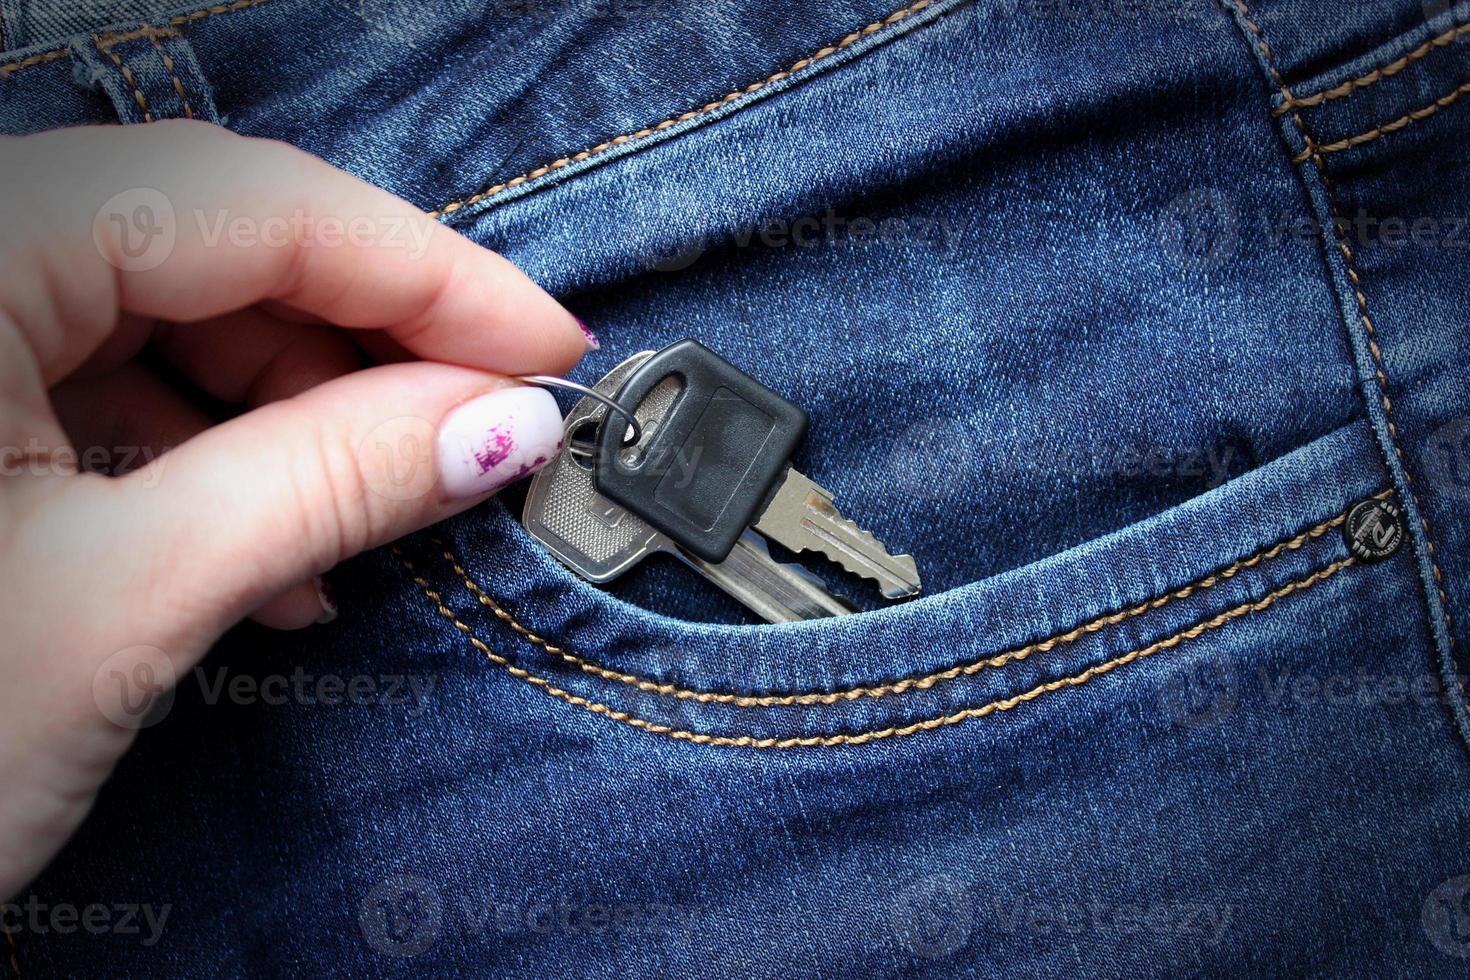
395, 417, 1406, 751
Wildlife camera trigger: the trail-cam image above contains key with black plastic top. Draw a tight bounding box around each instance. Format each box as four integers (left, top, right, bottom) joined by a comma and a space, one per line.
594, 339, 922, 598
522, 349, 856, 624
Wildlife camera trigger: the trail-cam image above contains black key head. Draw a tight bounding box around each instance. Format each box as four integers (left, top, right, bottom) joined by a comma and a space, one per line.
593, 339, 809, 563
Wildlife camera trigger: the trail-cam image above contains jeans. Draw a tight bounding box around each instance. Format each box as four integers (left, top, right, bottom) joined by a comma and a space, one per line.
3, 0, 1470, 975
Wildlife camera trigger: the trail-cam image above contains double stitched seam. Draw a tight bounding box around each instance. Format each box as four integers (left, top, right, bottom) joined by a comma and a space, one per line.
1294, 78, 1470, 163
432, 493, 1385, 707
0, 0, 272, 79
91, 24, 195, 122
431, 0, 939, 218
1276, 21, 1470, 115
1226, 2, 1459, 669
147, 31, 196, 119
399, 551, 1356, 749
93, 34, 153, 123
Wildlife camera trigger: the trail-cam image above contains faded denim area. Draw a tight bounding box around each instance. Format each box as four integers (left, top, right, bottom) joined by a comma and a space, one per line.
3, 0, 1470, 976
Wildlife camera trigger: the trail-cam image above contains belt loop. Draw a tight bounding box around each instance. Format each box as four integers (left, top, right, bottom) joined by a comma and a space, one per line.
69, 23, 220, 125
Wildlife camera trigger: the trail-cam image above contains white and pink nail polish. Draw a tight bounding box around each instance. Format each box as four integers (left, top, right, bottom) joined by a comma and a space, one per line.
574, 316, 600, 350
437, 387, 564, 499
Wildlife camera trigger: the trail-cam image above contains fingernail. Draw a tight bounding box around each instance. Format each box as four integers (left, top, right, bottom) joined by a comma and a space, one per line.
315, 577, 338, 625
574, 316, 600, 350
438, 387, 564, 499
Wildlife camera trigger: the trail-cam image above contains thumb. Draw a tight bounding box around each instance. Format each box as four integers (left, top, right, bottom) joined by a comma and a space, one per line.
115, 360, 565, 647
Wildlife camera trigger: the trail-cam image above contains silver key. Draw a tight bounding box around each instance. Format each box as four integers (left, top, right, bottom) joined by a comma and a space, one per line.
754, 467, 922, 599
583, 339, 922, 601
522, 353, 854, 623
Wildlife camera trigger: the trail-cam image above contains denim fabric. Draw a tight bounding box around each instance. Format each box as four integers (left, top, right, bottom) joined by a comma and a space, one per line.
0, 1, 180, 50
3, 0, 1470, 976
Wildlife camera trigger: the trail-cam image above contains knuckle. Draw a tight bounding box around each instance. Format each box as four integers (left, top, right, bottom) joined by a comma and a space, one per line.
287, 416, 376, 569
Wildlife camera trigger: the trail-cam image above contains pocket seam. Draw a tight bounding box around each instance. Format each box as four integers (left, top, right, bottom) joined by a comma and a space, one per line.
92, 33, 154, 122
429, 0, 941, 218
1290, 76, 1470, 163
146, 30, 197, 120
1224, 0, 1462, 702
0, 0, 269, 78
397, 549, 1358, 749
428, 492, 1385, 708
1275, 20, 1470, 116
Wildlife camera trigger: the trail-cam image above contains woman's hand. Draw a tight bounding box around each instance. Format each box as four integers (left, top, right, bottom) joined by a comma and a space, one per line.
0, 121, 589, 896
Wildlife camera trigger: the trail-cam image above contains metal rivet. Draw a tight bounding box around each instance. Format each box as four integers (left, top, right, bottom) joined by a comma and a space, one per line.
1344, 497, 1405, 563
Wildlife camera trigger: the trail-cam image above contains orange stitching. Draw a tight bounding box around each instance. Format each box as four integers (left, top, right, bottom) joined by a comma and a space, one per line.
1226, 2, 1459, 670
1291, 77, 1470, 163
94, 35, 153, 123
400, 550, 1356, 749
436, 493, 1384, 707
430, 0, 937, 218
1276, 21, 1470, 115
95, 24, 179, 50
0, 48, 65, 79
147, 31, 195, 120
0, 0, 272, 79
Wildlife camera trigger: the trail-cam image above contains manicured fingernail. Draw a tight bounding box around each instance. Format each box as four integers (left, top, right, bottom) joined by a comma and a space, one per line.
315, 577, 338, 625
438, 387, 564, 499
574, 316, 600, 350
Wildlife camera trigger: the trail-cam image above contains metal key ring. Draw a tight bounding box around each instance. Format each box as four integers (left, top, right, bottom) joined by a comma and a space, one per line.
516, 375, 643, 455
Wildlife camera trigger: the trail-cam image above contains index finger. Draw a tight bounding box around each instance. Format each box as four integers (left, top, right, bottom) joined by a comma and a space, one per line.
2, 120, 587, 383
